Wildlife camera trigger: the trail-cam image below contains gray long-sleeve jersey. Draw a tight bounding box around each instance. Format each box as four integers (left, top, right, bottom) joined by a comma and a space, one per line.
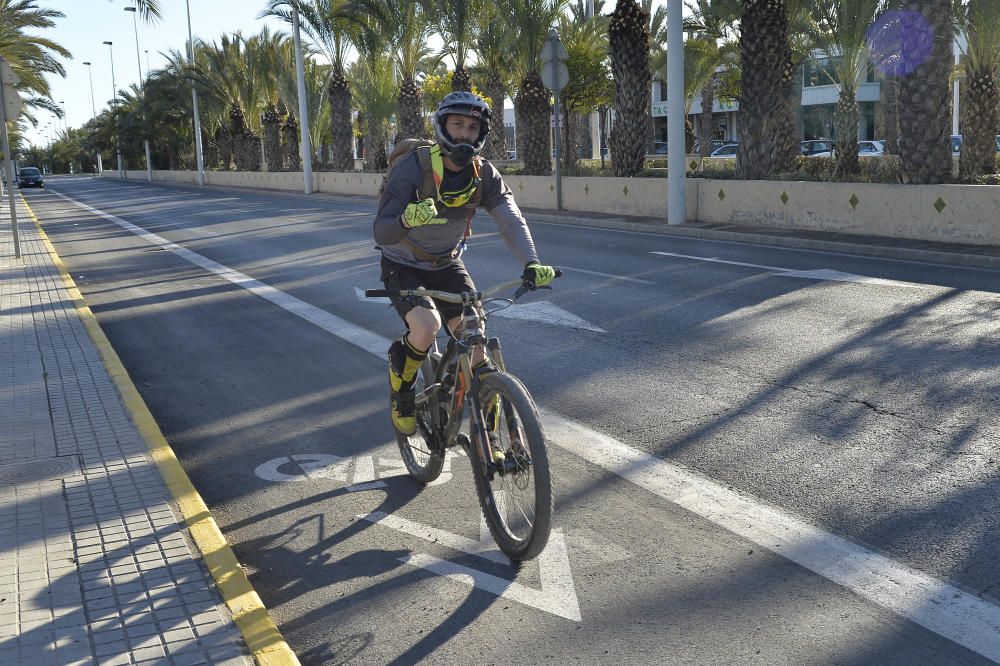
373, 152, 539, 270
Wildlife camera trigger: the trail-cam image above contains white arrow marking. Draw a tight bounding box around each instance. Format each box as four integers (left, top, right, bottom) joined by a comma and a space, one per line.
360, 511, 581, 622
253, 454, 349, 482
651, 251, 925, 288
355, 287, 605, 333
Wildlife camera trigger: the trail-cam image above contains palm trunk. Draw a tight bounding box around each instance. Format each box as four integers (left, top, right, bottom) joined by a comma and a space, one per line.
328, 66, 355, 171
282, 114, 300, 170
262, 105, 281, 171
398, 76, 424, 139
608, 0, 652, 177
897, 0, 952, 184
736, 0, 792, 180
515, 71, 552, 176
698, 75, 716, 157
484, 72, 507, 160
364, 122, 388, 171
959, 65, 999, 179
879, 75, 900, 155
452, 66, 472, 92
562, 106, 578, 171
832, 88, 860, 179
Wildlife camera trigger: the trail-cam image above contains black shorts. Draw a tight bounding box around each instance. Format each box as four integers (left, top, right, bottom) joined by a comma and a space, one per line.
380, 256, 476, 323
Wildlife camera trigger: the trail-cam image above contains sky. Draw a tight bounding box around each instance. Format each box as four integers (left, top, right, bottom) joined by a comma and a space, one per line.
24, 1, 289, 148
24, 0, 670, 149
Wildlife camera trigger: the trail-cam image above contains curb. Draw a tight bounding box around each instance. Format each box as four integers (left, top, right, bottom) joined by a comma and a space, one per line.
105, 175, 1000, 272
21, 193, 300, 666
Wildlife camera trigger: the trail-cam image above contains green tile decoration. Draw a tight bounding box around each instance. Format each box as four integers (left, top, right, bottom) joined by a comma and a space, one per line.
623, 185, 630, 196
718, 188, 726, 201
780, 191, 789, 205
849, 193, 859, 209
689, 160, 698, 171
934, 196, 946, 213
584, 184, 590, 194
549, 183, 555, 192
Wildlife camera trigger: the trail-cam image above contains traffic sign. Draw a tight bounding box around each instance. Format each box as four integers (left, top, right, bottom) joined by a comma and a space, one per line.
1, 86, 22, 120
0, 59, 19, 86
541, 60, 570, 93
540, 38, 568, 64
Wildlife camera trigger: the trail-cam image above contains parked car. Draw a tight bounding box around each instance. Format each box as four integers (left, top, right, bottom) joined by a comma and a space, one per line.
951, 134, 963, 155
17, 167, 44, 188
801, 140, 834, 158
692, 139, 727, 154
705, 143, 739, 159
858, 140, 885, 157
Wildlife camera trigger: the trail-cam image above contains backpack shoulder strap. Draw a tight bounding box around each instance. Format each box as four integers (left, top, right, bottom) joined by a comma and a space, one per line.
415, 145, 438, 201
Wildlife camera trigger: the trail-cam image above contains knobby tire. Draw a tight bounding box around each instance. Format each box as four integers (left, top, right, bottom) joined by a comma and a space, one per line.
471, 372, 553, 561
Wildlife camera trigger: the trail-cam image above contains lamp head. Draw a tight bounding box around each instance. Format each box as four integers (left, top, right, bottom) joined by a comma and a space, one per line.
83, 61, 91, 66
124, 6, 136, 12
103, 41, 113, 46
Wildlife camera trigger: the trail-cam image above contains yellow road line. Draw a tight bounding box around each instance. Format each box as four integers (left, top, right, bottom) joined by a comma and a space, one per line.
21, 194, 299, 666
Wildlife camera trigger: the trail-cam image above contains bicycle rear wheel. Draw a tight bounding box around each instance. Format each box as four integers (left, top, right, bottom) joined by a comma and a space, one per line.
471, 372, 552, 561
395, 357, 445, 483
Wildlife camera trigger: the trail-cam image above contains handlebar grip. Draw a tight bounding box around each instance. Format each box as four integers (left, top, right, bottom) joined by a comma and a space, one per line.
364, 289, 394, 298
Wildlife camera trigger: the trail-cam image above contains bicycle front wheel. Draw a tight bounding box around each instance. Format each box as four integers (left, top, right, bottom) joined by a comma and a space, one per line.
471, 372, 552, 561
395, 357, 445, 483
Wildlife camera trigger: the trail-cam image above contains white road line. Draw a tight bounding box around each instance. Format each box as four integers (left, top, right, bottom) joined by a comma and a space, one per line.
558, 266, 656, 285
541, 411, 1000, 662
48, 188, 1000, 659
651, 251, 927, 288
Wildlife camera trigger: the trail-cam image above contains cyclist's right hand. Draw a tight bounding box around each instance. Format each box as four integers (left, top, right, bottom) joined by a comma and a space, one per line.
401, 198, 446, 228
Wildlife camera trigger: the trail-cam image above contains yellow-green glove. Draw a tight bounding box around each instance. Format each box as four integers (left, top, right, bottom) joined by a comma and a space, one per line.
522, 262, 556, 287
402, 198, 446, 228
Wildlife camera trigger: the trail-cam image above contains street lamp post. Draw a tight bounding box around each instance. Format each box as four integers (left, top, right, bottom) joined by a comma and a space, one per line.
124, 5, 152, 182
83, 61, 103, 175
292, 6, 313, 194
185, 0, 205, 186
103, 40, 124, 178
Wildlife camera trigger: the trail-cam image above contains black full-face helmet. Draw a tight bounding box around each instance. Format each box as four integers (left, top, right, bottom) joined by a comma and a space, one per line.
433, 91, 492, 168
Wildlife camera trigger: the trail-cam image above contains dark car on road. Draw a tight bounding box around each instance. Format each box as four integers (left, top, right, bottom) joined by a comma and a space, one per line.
17, 167, 44, 188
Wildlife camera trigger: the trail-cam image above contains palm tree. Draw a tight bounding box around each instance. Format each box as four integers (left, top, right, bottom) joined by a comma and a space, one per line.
735, 0, 793, 180
957, 0, 1000, 179
557, 6, 613, 170
809, 0, 885, 179
0, 0, 71, 126
262, 0, 355, 170
472, 2, 518, 158
892, 0, 953, 183
686, 0, 740, 157
422, 0, 480, 91
197, 33, 263, 170
342, 8, 397, 169
608, 0, 652, 176
344, 0, 433, 140
251, 30, 298, 170
507, 0, 569, 176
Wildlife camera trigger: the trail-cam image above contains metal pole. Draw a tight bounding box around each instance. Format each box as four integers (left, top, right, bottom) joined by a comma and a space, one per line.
549, 31, 563, 210
104, 41, 124, 178
84, 62, 102, 175
0, 84, 21, 258
126, 7, 152, 181
186, 0, 205, 186
587, 0, 600, 159
292, 7, 314, 195
953, 37, 960, 137
666, 0, 685, 225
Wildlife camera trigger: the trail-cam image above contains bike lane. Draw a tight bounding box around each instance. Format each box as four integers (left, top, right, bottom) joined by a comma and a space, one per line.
22, 180, 1000, 664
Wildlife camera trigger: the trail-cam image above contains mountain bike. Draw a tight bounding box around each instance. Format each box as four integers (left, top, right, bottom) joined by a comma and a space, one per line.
365, 273, 561, 561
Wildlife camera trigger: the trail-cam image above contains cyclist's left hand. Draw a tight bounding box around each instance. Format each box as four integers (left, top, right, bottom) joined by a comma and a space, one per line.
522, 262, 556, 287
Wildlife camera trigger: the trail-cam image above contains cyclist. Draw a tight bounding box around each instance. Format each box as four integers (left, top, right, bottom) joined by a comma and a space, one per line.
373, 91, 556, 435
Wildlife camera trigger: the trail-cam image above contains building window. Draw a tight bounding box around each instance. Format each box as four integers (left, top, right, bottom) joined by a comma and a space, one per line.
804, 56, 876, 88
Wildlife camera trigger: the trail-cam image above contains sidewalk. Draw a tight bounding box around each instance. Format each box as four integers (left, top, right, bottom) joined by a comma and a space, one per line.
0, 191, 274, 665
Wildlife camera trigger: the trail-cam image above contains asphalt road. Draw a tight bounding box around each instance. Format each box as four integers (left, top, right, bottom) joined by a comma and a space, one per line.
22, 175, 1000, 665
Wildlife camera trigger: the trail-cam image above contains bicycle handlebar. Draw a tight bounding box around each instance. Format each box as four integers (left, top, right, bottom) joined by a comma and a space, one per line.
364, 269, 562, 303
